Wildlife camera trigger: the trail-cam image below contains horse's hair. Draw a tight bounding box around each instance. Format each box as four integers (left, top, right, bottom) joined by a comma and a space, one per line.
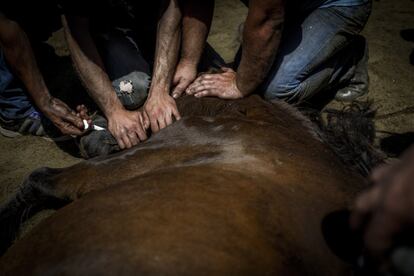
177, 95, 384, 176
302, 101, 385, 176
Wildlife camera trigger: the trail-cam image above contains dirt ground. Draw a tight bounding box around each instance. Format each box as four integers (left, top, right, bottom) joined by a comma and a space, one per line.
0, 0, 413, 237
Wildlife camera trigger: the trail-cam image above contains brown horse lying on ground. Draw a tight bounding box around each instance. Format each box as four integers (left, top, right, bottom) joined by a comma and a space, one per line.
0, 95, 365, 275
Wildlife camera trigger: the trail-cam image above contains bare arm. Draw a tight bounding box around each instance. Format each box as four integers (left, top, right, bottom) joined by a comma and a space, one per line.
180, 0, 214, 65
0, 13, 85, 135
151, 0, 182, 93
171, 0, 215, 98
62, 15, 148, 149
62, 16, 122, 117
144, 0, 182, 132
187, 0, 285, 99
237, 0, 284, 95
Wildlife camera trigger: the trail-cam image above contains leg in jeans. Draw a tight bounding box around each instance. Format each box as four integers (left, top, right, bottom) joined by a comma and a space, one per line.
0, 49, 36, 120
335, 35, 370, 101
0, 49, 48, 137
94, 29, 152, 110
260, 2, 372, 103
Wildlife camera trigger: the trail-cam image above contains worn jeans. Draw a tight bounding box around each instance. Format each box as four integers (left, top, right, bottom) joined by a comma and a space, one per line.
0, 50, 36, 120
94, 29, 152, 110
237, 2, 372, 103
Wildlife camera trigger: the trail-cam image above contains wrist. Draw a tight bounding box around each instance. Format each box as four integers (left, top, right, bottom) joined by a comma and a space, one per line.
105, 102, 126, 119
148, 85, 170, 98
99, 87, 126, 118
178, 58, 198, 69
235, 74, 249, 97
35, 93, 53, 112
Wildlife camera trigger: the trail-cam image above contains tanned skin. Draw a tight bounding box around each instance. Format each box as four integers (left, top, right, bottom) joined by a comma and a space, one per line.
0, 13, 88, 135
62, 16, 148, 149
186, 0, 285, 99
63, 0, 183, 149
171, 0, 215, 99
143, 0, 182, 133
351, 145, 414, 272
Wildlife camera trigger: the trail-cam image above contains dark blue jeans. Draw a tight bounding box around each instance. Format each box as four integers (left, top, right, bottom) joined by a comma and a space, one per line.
0, 50, 36, 120
236, 2, 372, 103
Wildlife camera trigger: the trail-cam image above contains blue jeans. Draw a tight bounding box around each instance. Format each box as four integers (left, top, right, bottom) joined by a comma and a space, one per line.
258, 2, 372, 103
0, 50, 36, 120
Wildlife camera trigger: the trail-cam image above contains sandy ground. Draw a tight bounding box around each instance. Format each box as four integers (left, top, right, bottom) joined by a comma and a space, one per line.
361, 0, 414, 135
0, 0, 413, 237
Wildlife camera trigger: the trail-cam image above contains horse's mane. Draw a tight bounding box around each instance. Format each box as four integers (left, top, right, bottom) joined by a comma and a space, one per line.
177, 95, 384, 176
303, 101, 385, 176
177, 95, 321, 139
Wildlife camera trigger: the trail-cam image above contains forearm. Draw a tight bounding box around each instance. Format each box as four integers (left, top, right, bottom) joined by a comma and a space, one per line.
180, 0, 214, 66
0, 17, 51, 109
236, 2, 284, 96
62, 16, 123, 117
150, 0, 182, 96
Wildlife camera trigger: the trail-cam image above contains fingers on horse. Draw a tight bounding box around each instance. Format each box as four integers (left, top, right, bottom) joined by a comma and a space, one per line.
127, 132, 139, 146
172, 108, 181, 121
173, 87, 185, 99
350, 185, 383, 229
186, 75, 215, 94
115, 134, 126, 150
122, 134, 133, 149
136, 125, 147, 141
172, 80, 188, 99
158, 116, 167, 130
363, 208, 404, 259
142, 112, 150, 130
150, 117, 159, 133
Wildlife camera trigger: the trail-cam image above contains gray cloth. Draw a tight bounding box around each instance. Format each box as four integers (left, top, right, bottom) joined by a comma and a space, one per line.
112, 71, 150, 110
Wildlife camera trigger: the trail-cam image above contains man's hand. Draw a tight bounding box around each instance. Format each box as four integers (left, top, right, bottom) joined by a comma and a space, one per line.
40, 97, 89, 136
351, 146, 414, 268
76, 104, 91, 124
172, 61, 197, 99
107, 109, 149, 149
186, 67, 244, 99
144, 93, 181, 133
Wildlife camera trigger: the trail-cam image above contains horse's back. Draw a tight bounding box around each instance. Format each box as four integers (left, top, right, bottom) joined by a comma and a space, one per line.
0, 169, 352, 275
0, 96, 362, 275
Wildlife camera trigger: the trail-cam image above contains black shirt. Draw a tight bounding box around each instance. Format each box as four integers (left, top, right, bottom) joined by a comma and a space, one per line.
0, 0, 61, 42
59, 0, 162, 35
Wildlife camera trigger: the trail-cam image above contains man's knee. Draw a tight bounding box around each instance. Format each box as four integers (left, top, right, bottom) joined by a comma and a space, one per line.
262, 79, 304, 102
112, 71, 150, 110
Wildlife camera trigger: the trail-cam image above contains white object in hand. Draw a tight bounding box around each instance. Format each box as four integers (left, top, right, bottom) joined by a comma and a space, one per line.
93, 125, 105, 131
83, 119, 89, 130
83, 119, 105, 131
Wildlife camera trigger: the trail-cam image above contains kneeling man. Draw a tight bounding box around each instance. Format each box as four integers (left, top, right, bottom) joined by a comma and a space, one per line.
187, 0, 371, 104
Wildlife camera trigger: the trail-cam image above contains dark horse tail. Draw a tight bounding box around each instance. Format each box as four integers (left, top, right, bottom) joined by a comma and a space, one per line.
0, 167, 68, 256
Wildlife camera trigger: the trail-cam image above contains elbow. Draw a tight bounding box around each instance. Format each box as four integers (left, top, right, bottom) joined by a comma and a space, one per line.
0, 18, 24, 49
170, 6, 183, 32
62, 15, 91, 43
258, 4, 285, 26
245, 5, 285, 39
161, 0, 182, 26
